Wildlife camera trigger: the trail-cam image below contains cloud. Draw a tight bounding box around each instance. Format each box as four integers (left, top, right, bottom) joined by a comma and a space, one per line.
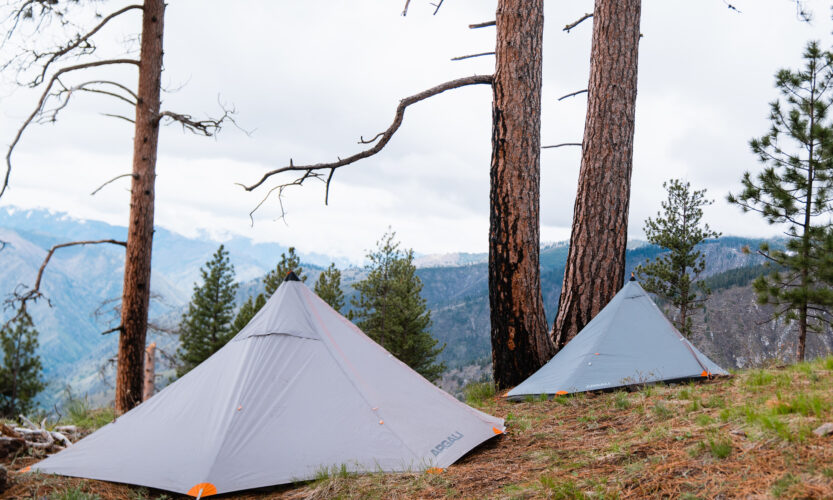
2, 0, 832, 261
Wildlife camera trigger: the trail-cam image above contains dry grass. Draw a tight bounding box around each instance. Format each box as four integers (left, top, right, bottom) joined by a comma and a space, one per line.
4, 357, 833, 499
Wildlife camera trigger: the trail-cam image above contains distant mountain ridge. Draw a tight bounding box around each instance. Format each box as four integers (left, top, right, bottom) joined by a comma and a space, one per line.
1, 206, 815, 406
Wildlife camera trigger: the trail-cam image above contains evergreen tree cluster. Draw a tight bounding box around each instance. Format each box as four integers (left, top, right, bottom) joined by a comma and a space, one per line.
349, 231, 445, 382
0, 311, 44, 417
177, 245, 239, 376
314, 263, 345, 313
232, 247, 306, 331
177, 235, 443, 383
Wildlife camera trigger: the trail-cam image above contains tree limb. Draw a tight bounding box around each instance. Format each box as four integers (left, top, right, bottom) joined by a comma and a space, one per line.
239, 74, 493, 194
38, 80, 138, 125
4, 239, 127, 328
3, 59, 140, 200
469, 21, 496, 29
431, 0, 444, 15
157, 103, 237, 137
91, 173, 137, 196
101, 325, 124, 335
101, 113, 135, 124
451, 52, 495, 62
542, 142, 582, 149
564, 13, 593, 32
30, 5, 144, 87
558, 89, 588, 101
401, 0, 411, 16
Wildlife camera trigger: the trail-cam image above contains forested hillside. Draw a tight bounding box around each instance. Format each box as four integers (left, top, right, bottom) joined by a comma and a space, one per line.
2, 207, 820, 404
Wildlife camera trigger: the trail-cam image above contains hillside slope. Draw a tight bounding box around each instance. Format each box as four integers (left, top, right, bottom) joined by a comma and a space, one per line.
7, 358, 833, 498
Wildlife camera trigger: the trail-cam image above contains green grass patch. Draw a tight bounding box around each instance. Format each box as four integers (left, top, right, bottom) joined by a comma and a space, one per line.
745, 370, 774, 388
463, 381, 495, 406
62, 397, 115, 430
614, 391, 630, 409
707, 436, 732, 459
770, 472, 800, 498
506, 412, 531, 432
652, 401, 673, 420
539, 477, 589, 499
695, 414, 714, 426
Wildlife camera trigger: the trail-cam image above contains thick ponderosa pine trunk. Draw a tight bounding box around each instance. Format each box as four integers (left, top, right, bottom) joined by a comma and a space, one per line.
489, 0, 554, 390
551, 0, 641, 350
115, 0, 164, 413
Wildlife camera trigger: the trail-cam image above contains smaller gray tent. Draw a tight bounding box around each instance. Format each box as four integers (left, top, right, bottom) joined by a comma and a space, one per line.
32, 274, 504, 497
506, 279, 728, 400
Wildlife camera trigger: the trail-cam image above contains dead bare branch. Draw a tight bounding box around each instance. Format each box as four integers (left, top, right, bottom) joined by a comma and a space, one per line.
157, 104, 236, 136
542, 143, 582, 149
90, 173, 137, 196
431, 0, 444, 15
101, 325, 123, 335
3, 58, 140, 200
451, 52, 495, 62
101, 113, 135, 124
35, 80, 138, 126
3, 239, 127, 329
469, 21, 496, 29
246, 166, 328, 225
564, 13, 593, 32
239, 74, 493, 195
401, 0, 411, 16
558, 89, 588, 101
29, 5, 144, 87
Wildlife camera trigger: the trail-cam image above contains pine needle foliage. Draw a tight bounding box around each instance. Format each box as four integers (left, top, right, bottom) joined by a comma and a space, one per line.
263, 247, 305, 296
232, 247, 306, 333
728, 41, 833, 361
314, 263, 345, 313
177, 245, 239, 376
0, 311, 44, 417
350, 230, 445, 381
231, 293, 266, 334
636, 179, 720, 336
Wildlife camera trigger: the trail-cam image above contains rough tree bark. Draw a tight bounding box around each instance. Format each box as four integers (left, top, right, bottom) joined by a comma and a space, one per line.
116, 0, 164, 413
142, 342, 156, 401
489, 0, 554, 389
551, 0, 642, 350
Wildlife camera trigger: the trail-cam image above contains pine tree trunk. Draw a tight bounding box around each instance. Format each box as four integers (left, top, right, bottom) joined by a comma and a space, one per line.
115, 0, 164, 414
142, 342, 156, 401
551, 0, 642, 350
489, 0, 554, 390
798, 306, 807, 361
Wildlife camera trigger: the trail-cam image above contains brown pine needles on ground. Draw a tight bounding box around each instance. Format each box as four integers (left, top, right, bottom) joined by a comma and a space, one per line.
4, 357, 833, 499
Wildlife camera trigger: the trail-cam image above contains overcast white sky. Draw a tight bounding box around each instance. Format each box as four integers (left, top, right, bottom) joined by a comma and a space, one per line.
1, 0, 832, 263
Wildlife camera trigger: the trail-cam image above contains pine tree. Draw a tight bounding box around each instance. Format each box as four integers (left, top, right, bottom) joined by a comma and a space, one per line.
177, 245, 239, 376
350, 231, 445, 381
0, 311, 44, 417
231, 294, 267, 334
314, 263, 345, 313
635, 179, 721, 336
263, 247, 305, 296
728, 41, 833, 361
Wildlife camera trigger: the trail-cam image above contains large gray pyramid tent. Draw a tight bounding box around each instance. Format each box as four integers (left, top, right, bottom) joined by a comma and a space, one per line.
506, 279, 728, 400
32, 274, 504, 497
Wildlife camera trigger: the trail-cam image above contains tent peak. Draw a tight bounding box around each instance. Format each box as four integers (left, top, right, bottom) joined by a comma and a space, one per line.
629, 272, 636, 282
284, 270, 301, 282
